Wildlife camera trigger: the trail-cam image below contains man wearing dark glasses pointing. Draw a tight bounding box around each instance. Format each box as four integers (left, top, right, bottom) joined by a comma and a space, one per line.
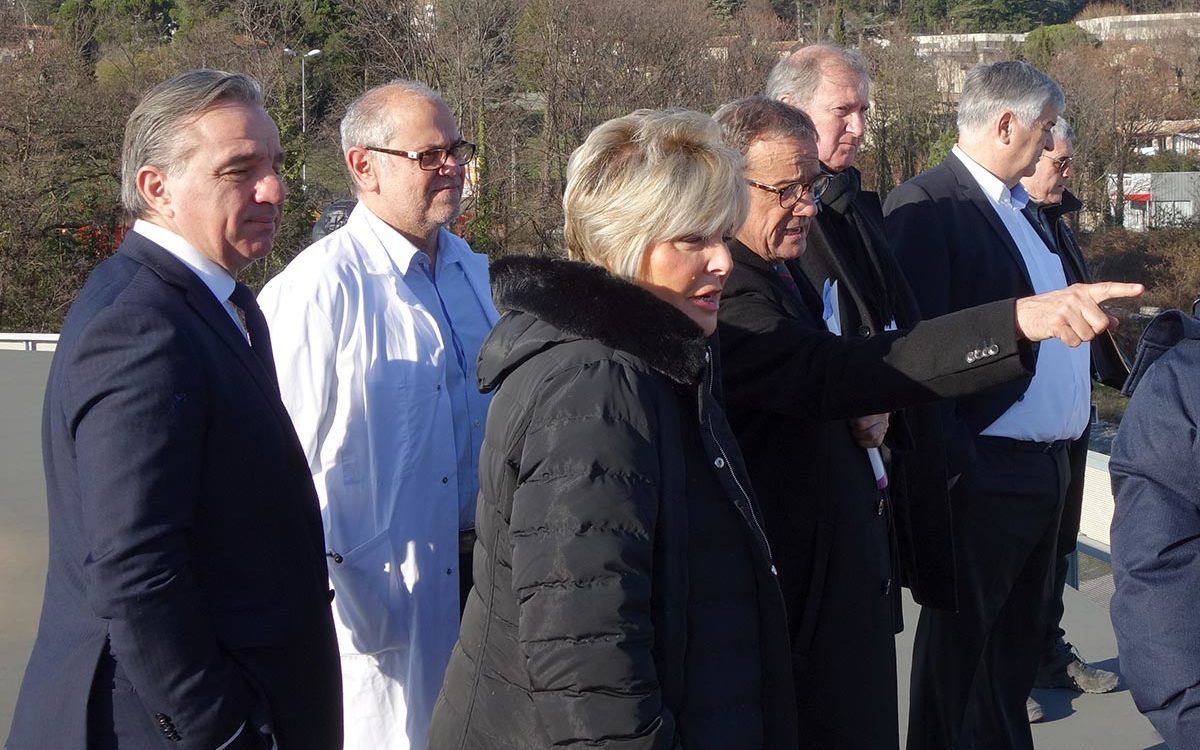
259, 80, 499, 750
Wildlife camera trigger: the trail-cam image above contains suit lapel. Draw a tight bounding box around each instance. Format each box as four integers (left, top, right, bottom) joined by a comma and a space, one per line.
803, 218, 873, 332
730, 241, 821, 323
1021, 205, 1084, 285
117, 235, 296, 433
945, 153, 1035, 292
1056, 223, 1090, 283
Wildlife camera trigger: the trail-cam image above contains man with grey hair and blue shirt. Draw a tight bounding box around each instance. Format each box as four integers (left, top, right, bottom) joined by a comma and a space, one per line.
259, 80, 498, 749
886, 61, 1128, 750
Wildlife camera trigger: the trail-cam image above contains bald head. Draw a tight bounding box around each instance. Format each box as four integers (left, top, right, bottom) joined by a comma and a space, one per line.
340, 80, 467, 254
340, 79, 445, 160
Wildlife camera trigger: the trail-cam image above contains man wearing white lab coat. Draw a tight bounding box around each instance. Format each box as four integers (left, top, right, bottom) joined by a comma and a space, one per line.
259, 80, 498, 750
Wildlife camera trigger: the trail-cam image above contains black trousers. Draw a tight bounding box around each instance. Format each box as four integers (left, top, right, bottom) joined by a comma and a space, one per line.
907, 436, 1069, 750
1042, 425, 1090, 660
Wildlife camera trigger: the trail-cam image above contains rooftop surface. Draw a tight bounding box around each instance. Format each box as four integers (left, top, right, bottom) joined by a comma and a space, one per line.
0, 351, 1167, 747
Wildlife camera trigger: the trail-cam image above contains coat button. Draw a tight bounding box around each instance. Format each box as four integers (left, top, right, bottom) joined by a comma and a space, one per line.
441, 476, 449, 484
965, 353, 976, 364
713, 456, 726, 469
987, 344, 999, 356
858, 325, 871, 337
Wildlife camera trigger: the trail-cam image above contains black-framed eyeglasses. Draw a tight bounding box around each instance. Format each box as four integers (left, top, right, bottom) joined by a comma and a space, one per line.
1041, 153, 1074, 174
746, 172, 832, 209
364, 140, 476, 171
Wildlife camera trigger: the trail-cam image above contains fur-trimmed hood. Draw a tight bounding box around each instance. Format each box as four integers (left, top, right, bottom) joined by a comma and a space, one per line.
478, 254, 711, 391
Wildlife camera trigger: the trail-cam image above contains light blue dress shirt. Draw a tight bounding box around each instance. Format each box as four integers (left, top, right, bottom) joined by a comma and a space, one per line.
407, 237, 493, 530
952, 146, 1090, 442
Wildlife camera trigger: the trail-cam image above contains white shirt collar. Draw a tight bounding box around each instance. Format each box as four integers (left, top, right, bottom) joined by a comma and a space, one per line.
952, 145, 1029, 210
132, 219, 236, 303
357, 204, 461, 277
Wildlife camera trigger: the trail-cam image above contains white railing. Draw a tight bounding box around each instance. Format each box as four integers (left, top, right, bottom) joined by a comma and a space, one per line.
1068, 450, 1116, 589
0, 332, 59, 352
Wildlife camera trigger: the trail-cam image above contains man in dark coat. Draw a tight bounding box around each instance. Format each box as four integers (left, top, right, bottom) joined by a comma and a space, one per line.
1110, 309, 1200, 750
713, 95, 1140, 750
767, 42, 960, 614
7, 70, 341, 750
1019, 117, 1121, 716
884, 61, 1139, 750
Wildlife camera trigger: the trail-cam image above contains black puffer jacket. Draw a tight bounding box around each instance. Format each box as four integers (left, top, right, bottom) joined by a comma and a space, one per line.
428, 256, 797, 750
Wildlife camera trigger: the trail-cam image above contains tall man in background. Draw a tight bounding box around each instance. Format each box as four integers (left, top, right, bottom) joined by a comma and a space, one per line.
260, 80, 498, 749
886, 61, 1098, 750
8, 69, 341, 750
768, 42, 961, 620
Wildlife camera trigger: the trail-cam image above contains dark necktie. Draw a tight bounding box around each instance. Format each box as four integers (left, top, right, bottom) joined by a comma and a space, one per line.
773, 262, 803, 295
229, 281, 280, 389
773, 261, 825, 319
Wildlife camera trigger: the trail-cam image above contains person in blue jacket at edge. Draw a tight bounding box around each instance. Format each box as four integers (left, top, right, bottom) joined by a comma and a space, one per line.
1110, 306, 1200, 750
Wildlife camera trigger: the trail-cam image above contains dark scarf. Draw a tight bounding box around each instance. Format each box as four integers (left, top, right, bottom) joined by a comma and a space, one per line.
811, 167, 900, 332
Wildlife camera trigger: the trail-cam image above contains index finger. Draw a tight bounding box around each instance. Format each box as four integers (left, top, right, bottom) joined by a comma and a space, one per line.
1085, 281, 1145, 304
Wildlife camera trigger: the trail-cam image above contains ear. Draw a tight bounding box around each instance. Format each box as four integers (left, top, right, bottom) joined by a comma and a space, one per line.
997, 111, 1015, 145
778, 93, 794, 107
346, 147, 379, 193
136, 165, 172, 218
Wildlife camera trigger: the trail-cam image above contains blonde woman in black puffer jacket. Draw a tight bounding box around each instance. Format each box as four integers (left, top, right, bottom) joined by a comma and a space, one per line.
427, 109, 798, 750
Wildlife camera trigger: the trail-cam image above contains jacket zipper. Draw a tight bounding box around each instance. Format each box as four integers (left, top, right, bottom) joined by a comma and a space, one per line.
705, 348, 776, 573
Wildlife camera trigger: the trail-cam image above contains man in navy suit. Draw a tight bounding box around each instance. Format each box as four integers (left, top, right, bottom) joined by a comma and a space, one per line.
7, 70, 342, 750
885, 62, 1124, 750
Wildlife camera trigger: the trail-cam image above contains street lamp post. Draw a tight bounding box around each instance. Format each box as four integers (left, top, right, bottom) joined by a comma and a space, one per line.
283, 47, 322, 191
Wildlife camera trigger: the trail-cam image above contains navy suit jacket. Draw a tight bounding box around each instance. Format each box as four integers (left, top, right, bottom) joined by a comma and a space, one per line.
884, 152, 1039, 476
8, 232, 342, 749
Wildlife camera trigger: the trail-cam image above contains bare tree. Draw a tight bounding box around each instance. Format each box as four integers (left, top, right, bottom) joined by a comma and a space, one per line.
862, 24, 943, 195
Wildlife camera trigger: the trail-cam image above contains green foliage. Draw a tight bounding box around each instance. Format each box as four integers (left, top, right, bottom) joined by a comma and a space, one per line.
1132, 150, 1200, 173
832, 0, 846, 43
907, 0, 947, 30
708, 0, 744, 18
926, 128, 957, 167
1022, 23, 1093, 69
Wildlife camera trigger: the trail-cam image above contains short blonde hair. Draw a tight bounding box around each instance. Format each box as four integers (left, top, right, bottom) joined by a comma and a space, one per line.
563, 109, 746, 281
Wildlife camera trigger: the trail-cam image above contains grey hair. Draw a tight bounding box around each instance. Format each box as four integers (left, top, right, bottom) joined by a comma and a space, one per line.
121, 69, 263, 217
713, 95, 818, 156
956, 61, 1065, 136
1051, 116, 1074, 144
340, 79, 444, 156
765, 43, 870, 108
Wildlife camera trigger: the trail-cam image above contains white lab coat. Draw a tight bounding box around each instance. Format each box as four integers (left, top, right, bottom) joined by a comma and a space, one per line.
259, 204, 498, 749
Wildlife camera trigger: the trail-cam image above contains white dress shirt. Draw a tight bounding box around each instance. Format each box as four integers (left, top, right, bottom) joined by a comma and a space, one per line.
131, 220, 246, 339
952, 146, 1090, 442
